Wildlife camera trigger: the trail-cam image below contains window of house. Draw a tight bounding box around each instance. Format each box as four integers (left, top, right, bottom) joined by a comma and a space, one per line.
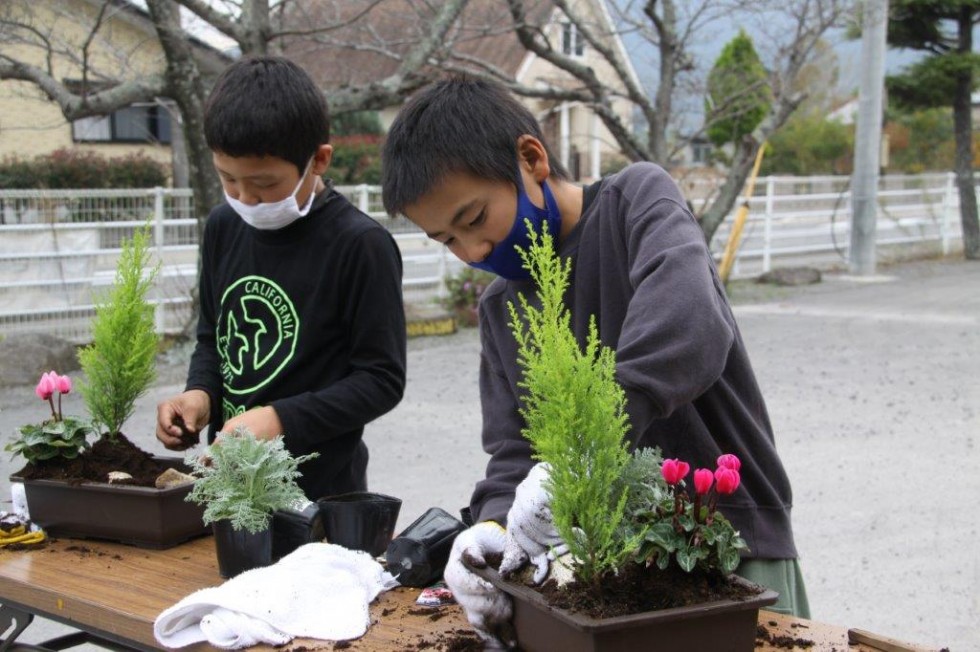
692, 140, 713, 165
71, 103, 172, 144
561, 22, 584, 57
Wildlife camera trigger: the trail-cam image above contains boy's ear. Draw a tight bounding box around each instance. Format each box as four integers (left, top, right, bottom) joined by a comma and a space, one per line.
312, 144, 333, 176
517, 135, 551, 183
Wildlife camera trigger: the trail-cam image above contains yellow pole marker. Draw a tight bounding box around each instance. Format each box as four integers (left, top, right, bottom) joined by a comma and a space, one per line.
718, 142, 768, 286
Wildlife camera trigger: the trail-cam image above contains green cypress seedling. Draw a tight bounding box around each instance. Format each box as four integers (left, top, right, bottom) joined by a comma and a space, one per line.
507, 222, 640, 588
77, 224, 159, 438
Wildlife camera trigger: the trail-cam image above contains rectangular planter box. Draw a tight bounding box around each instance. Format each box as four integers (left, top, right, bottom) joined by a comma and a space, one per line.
11, 458, 208, 549
473, 566, 778, 652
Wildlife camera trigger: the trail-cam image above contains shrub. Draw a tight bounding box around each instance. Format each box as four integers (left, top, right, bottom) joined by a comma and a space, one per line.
507, 222, 637, 587
77, 224, 159, 436
441, 267, 495, 327
185, 427, 318, 534
329, 134, 382, 184
0, 149, 167, 189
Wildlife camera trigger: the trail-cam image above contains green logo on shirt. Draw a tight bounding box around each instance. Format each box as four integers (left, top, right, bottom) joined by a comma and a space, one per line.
218, 275, 299, 396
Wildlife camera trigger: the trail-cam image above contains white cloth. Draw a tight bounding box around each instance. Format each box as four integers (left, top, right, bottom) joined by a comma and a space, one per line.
154, 542, 398, 649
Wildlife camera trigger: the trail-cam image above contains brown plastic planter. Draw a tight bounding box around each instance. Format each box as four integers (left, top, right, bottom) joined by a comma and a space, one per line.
472, 567, 778, 652
11, 458, 208, 549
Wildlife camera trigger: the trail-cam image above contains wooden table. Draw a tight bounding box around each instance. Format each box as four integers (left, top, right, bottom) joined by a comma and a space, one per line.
0, 537, 932, 651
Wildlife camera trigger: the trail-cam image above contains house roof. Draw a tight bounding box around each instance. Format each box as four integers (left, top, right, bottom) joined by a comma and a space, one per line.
281, 0, 554, 90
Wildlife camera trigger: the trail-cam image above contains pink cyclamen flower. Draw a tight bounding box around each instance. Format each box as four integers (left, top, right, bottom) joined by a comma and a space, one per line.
715, 467, 741, 495
55, 373, 72, 394
693, 468, 714, 495
661, 458, 690, 485
35, 372, 57, 401
717, 453, 741, 471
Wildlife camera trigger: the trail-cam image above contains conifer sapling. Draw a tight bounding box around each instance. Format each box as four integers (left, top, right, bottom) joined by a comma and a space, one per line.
77, 225, 159, 438
507, 222, 640, 588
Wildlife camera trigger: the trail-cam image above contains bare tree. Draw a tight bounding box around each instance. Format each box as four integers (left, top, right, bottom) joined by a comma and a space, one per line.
3, 0, 851, 246
0, 0, 471, 229
495, 0, 853, 242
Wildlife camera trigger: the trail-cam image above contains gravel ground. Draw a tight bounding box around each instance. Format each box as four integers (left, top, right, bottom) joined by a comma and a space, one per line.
0, 256, 977, 651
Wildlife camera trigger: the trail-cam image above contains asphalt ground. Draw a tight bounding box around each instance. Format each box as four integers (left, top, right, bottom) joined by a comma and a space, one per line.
0, 256, 977, 651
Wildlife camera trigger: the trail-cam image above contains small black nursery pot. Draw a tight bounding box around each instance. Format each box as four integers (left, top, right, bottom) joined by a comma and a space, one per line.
385, 507, 466, 587
317, 491, 401, 557
212, 519, 273, 578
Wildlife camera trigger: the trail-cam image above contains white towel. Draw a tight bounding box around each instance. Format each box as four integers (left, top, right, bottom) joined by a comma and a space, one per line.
154, 542, 398, 649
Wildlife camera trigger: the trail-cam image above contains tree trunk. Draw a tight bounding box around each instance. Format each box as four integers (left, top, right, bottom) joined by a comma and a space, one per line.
146, 0, 222, 225
699, 137, 760, 243
953, 7, 979, 260
146, 0, 223, 326
644, 0, 677, 164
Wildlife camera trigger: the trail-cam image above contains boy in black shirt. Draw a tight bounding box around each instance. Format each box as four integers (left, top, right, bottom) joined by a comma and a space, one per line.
156, 56, 406, 502
381, 76, 808, 647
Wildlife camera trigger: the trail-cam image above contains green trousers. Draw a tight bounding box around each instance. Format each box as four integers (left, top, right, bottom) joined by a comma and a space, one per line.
737, 558, 812, 619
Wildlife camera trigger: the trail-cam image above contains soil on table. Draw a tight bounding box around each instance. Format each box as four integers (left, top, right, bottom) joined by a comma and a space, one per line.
537, 562, 761, 620
14, 432, 177, 487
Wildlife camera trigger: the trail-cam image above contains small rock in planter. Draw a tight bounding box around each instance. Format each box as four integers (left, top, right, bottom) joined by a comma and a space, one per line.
107, 471, 135, 484
155, 467, 196, 489
756, 267, 821, 286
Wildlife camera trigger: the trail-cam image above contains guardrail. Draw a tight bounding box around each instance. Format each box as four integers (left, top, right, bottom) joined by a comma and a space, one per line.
0, 173, 968, 342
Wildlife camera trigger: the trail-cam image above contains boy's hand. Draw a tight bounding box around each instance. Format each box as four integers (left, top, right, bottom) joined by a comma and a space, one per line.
156, 390, 210, 450
220, 406, 283, 441
499, 463, 568, 585
444, 522, 515, 649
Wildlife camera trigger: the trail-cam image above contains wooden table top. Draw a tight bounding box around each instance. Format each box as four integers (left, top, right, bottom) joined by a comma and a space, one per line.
0, 536, 933, 651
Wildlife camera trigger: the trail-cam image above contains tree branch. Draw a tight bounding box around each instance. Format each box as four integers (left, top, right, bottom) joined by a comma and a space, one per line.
0, 58, 166, 119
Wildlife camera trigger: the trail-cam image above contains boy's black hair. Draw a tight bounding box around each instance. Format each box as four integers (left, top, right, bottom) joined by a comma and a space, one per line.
381, 75, 569, 216
204, 55, 329, 172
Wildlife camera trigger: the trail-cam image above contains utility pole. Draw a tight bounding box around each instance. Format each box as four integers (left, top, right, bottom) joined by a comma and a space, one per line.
849, 0, 889, 275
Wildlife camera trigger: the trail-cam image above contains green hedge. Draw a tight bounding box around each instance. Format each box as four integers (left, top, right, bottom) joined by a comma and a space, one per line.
0, 148, 168, 189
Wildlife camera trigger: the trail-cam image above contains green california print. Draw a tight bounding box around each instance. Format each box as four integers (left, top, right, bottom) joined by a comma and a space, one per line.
217, 275, 299, 396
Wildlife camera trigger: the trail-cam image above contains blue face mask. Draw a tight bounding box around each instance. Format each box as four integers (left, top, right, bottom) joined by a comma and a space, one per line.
469, 175, 562, 281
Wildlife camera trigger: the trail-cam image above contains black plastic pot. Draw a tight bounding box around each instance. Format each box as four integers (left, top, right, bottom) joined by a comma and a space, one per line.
271, 502, 325, 561
473, 566, 778, 652
316, 491, 401, 557
385, 507, 466, 587
212, 519, 273, 578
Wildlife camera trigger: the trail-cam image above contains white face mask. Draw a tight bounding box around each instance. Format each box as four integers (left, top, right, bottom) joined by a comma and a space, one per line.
224, 158, 316, 230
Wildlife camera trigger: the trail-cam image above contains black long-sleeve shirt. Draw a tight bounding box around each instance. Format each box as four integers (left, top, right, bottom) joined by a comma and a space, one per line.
473, 162, 798, 560
186, 188, 406, 501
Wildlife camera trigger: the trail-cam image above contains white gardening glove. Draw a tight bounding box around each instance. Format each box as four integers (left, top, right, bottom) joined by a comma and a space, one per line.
443, 522, 515, 649
499, 462, 568, 585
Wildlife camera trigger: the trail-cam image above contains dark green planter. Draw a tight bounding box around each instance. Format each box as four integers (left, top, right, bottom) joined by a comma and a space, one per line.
11, 457, 207, 549
472, 567, 778, 652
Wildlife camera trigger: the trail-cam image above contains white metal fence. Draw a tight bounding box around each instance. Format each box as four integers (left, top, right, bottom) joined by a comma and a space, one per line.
0, 173, 968, 342
708, 172, 966, 279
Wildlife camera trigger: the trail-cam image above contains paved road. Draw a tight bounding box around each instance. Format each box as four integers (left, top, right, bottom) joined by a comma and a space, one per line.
1, 257, 977, 650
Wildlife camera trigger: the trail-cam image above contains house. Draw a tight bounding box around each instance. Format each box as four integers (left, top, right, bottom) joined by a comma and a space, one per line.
0, 0, 228, 181
283, 0, 640, 183
827, 96, 859, 125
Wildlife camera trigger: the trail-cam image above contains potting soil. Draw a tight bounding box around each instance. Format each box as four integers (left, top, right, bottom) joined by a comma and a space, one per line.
538, 563, 761, 619
14, 433, 176, 486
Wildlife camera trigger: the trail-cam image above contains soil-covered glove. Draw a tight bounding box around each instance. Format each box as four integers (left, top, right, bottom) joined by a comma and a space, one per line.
443, 521, 515, 649
499, 462, 568, 584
